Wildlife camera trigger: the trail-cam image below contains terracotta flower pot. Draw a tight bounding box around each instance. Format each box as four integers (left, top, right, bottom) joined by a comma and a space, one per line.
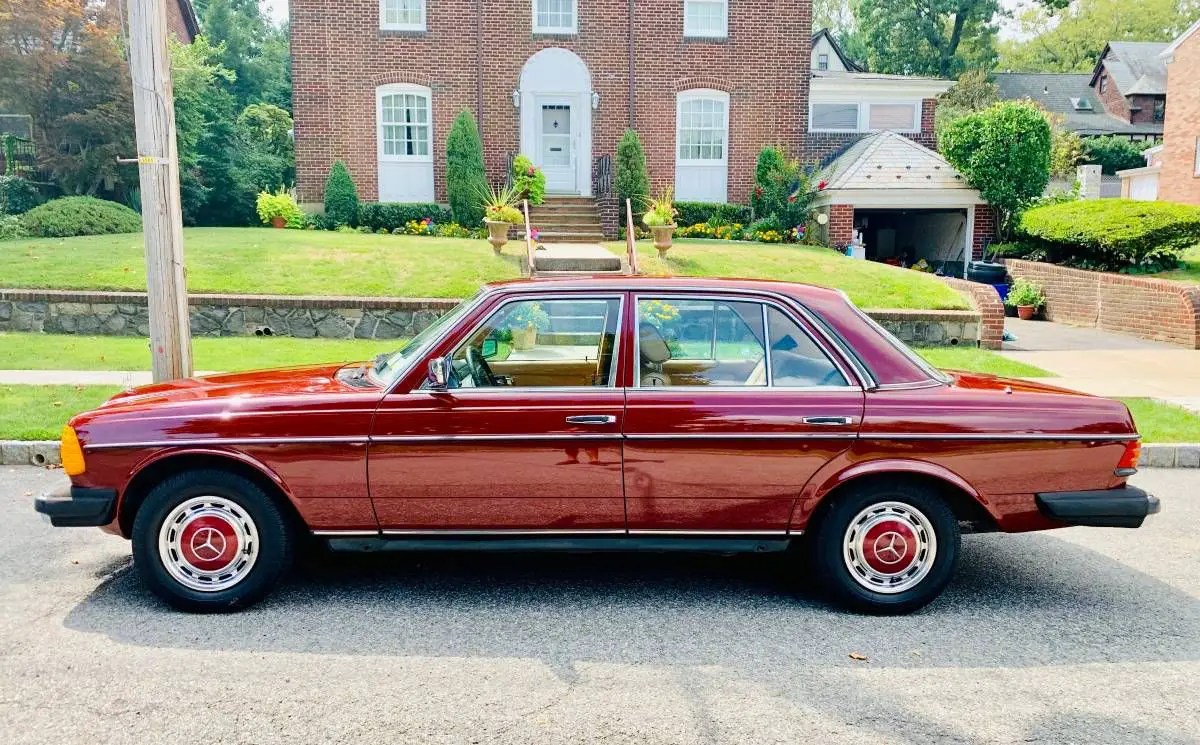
484, 219, 511, 255
270, 216, 287, 229
651, 224, 676, 257
1016, 305, 1036, 320
512, 326, 537, 350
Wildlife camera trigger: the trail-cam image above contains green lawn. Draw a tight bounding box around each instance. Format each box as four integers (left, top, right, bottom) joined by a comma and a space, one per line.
0, 228, 967, 310
610, 239, 969, 311
1153, 244, 1200, 284
915, 346, 1055, 378
0, 333, 397, 371
1119, 398, 1200, 443
0, 385, 122, 440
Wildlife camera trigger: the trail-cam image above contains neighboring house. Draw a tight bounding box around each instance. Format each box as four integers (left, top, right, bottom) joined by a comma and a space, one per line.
1089, 41, 1168, 139
1156, 19, 1200, 205
119, 0, 200, 43
810, 28, 863, 73
1117, 144, 1162, 201
993, 73, 1161, 141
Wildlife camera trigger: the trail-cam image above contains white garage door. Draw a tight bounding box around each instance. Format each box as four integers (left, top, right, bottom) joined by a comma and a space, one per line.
377, 84, 435, 203
675, 90, 728, 203
1129, 173, 1159, 201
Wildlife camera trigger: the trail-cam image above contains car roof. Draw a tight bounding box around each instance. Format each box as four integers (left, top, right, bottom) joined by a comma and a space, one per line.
483, 275, 851, 304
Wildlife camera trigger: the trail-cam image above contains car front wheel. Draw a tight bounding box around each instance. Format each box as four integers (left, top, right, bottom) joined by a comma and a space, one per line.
812, 482, 960, 614
131, 469, 293, 612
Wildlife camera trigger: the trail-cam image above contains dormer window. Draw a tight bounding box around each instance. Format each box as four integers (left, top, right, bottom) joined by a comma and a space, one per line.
532, 0, 577, 34
1099, 74, 1107, 94
684, 0, 728, 39
818, 54, 829, 71
380, 0, 426, 31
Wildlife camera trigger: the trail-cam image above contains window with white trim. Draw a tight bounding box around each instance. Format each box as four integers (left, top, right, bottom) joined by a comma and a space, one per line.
811, 103, 859, 131
532, 0, 576, 33
380, 0, 425, 30
677, 94, 728, 162
817, 53, 829, 71
810, 101, 920, 132
684, 0, 727, 38
868, 103, 919, 131
379, 86, 431, 158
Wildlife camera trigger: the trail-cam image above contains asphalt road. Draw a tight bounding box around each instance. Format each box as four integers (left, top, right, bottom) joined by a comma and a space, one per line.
1, 466, 1197, 745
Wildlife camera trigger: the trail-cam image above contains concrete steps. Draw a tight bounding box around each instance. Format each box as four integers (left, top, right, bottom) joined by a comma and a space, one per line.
528, 196, 605, 243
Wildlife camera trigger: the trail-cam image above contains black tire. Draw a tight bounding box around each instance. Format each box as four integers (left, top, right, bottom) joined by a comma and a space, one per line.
131, 469, 293, 613
811, 482, 960, 614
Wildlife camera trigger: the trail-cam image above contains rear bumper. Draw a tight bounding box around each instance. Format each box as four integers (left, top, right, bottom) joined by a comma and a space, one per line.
1035, 486, 1160, 528
34, 486, 118, 528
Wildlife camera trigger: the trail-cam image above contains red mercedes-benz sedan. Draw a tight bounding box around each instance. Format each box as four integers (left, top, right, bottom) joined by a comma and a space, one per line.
35, 277, 1159, 613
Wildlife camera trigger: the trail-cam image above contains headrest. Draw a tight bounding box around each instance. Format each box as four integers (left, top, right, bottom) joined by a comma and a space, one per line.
639, 322, 672, 364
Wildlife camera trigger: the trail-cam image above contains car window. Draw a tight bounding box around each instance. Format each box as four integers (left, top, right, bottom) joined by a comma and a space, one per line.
444, 297, 621, 389
637, 298, 767, 387
767, 307, 849, 387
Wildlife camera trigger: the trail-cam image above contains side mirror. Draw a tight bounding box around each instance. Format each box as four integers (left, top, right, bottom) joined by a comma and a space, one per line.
480, 338, 498, 359
427, 357, 452, 390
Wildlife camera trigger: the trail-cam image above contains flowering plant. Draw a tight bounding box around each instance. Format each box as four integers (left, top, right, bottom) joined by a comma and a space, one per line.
512, 155, 546, 205
642, 185, 677, 227
480, 182, 523, 225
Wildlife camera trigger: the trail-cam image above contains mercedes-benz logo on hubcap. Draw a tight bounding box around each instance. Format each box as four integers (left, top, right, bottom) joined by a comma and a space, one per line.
190, 526, 227, 562
871, 531, 909, 565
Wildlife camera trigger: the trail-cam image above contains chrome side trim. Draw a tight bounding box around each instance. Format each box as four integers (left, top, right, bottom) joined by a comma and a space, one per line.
628, 529, 795, 537
312, 529, 381, 537
860, 432, 1140, 441
626, 432, 859, 440
872, 380, 946, 391
371, 433, 623, 442
86, 436, 367, 450
381, 528, 627, 536
624, 385, 865, 394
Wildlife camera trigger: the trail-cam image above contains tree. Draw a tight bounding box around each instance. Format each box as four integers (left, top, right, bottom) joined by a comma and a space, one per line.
1083, 136, 1149, 175
935, 68, 1000, 137
445, 110, 487, 226
940, 102, 1052, 238
614, 130, 649, 223
813, 0, 869, 67
853, 0, 1000, 78
998, 0, 1195, 72
323, 161, 359, 226
200, 0, 291, 110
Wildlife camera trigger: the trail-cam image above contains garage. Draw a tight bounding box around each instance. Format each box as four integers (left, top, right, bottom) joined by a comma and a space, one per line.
852, 208, 968, 272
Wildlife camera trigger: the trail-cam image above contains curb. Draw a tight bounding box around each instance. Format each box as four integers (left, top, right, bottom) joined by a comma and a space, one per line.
2, 440, 1198, 468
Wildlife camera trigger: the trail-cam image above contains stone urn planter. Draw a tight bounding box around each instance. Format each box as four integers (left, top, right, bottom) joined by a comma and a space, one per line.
512, 326, 537, 350
484, 219, 511, 255
270, 216, 287, 229
1016, 305, 1037, 321
651, 224, 676, 257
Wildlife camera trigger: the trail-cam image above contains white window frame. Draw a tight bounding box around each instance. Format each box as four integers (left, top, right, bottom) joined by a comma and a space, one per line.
376, 83, 433, 163
676, 89, 730, 166
684, 0, 728, 39
817, 53, 829, 71
379, 0, 426, 31
809, 100, 921, 134
531, 0, 578, 34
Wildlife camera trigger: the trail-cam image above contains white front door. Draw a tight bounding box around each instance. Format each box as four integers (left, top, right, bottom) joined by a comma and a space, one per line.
539, 102, 576, 193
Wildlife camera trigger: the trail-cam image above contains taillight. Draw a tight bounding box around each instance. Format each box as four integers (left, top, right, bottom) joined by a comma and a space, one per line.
1115, 440, 1140, 476
61, 426, 87, 476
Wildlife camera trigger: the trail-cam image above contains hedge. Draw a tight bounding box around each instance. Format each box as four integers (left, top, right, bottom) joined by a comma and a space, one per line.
1017, 198, 1200, 272
674, 202, 752, 227
19, 196, 142, 237
0, 176, 43, 215
357, 202, 453, 231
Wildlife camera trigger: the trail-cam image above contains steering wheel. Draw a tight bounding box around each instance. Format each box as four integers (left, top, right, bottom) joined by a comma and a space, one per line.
466, 347, 498, 387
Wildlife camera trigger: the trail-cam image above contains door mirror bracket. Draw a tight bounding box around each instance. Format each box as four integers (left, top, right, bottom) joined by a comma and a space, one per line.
427, 357, 452, 390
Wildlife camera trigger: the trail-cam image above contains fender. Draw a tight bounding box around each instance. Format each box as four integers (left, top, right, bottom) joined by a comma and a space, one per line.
788, 453, 993, 533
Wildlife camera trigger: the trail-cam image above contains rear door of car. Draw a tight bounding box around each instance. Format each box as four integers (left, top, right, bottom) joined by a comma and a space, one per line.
622, 292, 865, 534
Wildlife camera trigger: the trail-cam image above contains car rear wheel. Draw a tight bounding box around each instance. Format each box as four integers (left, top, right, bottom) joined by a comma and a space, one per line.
812, 482, 960, 614
131, 469, 293, 613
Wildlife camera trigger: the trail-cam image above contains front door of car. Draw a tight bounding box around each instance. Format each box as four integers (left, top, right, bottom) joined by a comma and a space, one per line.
368, 294, 626, 532
623, 294, 865, 534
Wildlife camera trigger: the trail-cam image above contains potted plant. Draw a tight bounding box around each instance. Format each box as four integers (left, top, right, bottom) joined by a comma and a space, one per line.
1005, 278, 1045, 320
511, 155, 546, 206
505, 302, 550, 350
642, 186, 677, 257
255, 188, 302, 229
480, 183, 523, 255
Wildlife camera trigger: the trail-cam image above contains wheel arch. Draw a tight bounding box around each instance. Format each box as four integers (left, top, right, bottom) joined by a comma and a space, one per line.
792, 459, 999, 534
117, 449, 305, 538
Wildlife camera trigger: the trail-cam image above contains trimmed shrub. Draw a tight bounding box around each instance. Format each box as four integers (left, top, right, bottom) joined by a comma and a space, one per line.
1017, 198, 1200, 272
751, 146, 785, 219
323, 161, 359, 226
614, 129, 649, 222
19, 197, 142, 237
0, 176, 43, 215
446, 110, 487, 226
675, 202, 751, 227
0, 213, 28, 240
357, 202, 453, 231
1083, 136, 1149, 175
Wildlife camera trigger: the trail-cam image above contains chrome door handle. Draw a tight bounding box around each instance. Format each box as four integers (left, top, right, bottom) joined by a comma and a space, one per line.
802, 416, 855, 426
565, 415, 617, 425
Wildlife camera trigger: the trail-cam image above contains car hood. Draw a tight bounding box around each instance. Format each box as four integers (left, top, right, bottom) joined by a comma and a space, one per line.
100, 363, 378, 408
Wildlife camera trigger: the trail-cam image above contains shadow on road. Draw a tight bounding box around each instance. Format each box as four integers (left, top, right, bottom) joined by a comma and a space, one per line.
63, 531, 1200, 673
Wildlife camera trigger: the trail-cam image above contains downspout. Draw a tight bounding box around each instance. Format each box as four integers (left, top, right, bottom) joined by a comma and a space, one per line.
475, 0, 484, 127
628, 0, 636, 128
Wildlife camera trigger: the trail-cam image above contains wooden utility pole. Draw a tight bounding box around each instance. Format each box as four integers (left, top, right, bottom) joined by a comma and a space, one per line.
127, 0, 193, 381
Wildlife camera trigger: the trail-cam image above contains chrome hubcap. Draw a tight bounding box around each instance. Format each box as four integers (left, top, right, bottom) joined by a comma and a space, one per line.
843, 501, 937, 594
157, 496, 259, 592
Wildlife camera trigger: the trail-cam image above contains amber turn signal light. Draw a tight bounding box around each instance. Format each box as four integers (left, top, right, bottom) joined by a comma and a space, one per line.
1115, 440, 1140, 477
60, 426, 86, 476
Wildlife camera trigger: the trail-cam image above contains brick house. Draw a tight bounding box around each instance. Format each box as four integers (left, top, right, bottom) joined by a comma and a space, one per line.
1155, 19, 1200, 205
1090, 42, 1168, 138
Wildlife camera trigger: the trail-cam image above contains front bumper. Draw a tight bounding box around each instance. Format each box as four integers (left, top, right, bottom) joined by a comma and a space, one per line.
1036, 486, 1160, 528
34, 486, 118, 527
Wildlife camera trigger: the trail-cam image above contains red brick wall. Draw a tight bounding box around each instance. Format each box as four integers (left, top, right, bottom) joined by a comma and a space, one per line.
971, 204, 996, 260
291, 1, 810, 204
1159, 32, 1200, 205
806, 98, 937, 162
1094, 66, 1131, 123
828, 204, 853, 246
941, 276, 1004, 349
1004, 259, 1200, 348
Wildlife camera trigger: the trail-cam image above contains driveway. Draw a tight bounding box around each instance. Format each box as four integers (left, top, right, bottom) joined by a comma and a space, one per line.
2, 466, 1198, 744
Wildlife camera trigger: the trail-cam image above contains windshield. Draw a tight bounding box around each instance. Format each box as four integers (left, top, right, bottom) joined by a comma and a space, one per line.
370, 289, 486, 386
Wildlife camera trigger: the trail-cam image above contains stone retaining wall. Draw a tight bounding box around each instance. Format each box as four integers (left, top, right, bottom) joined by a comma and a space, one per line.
1003, 259, 1200, 348
1, 288, 983, 347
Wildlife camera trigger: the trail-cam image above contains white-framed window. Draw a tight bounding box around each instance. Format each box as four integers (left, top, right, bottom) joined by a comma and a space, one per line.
378, 85, 432, 159
532, 0, 577, 34
380, 0, 426, 31
677, 91, 728, 162
810, 101, 920, 133
684, 0, 727, 38
817, 53, 829, 71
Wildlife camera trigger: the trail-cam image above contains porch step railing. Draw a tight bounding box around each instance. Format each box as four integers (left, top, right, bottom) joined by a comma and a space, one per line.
593, 154, 612, 197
